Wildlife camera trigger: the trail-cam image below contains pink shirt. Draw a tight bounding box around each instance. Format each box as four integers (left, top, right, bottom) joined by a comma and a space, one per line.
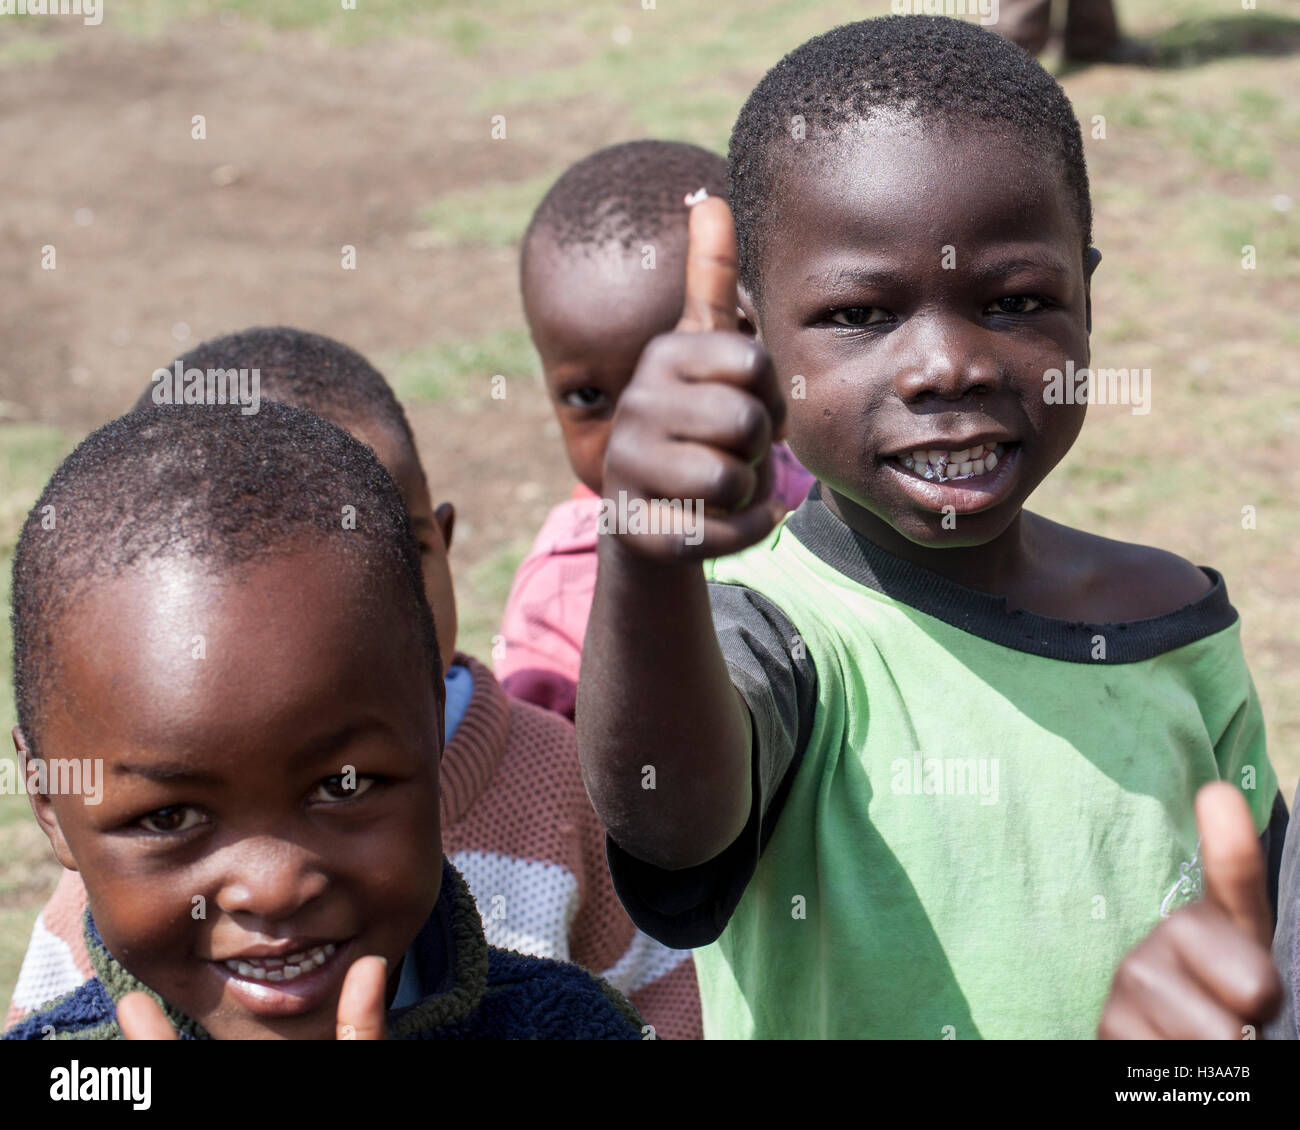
496, 443, 815, 719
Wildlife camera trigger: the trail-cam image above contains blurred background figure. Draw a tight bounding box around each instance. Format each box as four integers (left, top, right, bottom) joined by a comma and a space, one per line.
998, 0, 1151, 63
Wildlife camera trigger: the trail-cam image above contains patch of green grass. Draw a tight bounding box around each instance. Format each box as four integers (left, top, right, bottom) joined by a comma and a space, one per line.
454, 538, 534, 664
0, 30, 66, 68
1152, 13, 1300, 68
1101, 93, 1152, 130
1180, 190, 1300, 272
383, 330, 539, 404
421, 174, 555, 248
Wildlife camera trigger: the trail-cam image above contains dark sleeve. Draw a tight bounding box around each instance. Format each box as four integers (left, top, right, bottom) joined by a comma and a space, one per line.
604, 581, 818, 948
1261, 790, 1289, 924
1265, 786, 1299, 1040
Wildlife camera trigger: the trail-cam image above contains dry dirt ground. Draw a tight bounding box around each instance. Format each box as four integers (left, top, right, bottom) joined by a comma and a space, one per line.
0, 18, 648, 575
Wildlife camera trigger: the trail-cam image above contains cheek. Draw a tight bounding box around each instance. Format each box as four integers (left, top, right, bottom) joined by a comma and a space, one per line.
86, 862, 205, 985
421, 560, 457, 642
562, 419, 612, 476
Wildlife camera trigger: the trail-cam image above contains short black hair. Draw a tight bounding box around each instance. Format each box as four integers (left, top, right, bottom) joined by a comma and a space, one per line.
522, 139, 729, 257
730, 15, 1093, 308
12, 403, 440, 756
135, 326, 419, 462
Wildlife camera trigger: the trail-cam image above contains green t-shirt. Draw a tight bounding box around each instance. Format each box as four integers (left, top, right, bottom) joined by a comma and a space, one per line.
607, 488, 1279, 1039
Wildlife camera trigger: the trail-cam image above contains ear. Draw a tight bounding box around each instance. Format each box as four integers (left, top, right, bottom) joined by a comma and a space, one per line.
14, 727, 78, 872
434, 502, 455, 555
1084, 247, 1102, 335
737, 282, 761, 342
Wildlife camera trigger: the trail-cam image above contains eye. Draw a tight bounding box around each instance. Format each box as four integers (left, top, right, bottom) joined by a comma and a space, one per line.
987, 295, 1048, 315
312, 775, 376, 803
561, 386, 608, 410
828, 307, 891, 327
138, 806, 205, 835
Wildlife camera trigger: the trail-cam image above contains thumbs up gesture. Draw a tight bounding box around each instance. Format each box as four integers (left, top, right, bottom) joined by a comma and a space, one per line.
1098, 783, 1282, 1039
600, 194, 789, 561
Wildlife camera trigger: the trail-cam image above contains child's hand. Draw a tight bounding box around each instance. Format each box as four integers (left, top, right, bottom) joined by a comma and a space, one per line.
1097, 782, 1282, 1039
116, 954, 390, 1040
601, 194, 789, 561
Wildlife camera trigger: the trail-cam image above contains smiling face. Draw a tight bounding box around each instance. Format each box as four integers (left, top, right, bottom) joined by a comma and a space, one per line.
26, 547, 442, 1040
523, 234, 687, 496
749, 119, 1095, 556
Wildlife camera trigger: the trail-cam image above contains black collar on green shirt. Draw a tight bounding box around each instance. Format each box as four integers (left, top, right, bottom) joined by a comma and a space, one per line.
784, 484, 1237, 664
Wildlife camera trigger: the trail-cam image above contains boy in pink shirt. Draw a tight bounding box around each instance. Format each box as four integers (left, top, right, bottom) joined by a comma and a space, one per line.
499, 141, 813, 719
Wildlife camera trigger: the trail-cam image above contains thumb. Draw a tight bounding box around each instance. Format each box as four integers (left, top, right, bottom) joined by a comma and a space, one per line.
677, 194, 739, 334
336, 955, 388, 1040
117, 991, 179, 1040
1197, 781, 1273, 948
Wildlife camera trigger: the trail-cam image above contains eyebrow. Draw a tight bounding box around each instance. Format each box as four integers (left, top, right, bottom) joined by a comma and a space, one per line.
113, 763, 224, 786
964, 254, 1072, 282
289, 721, 390, 769
805, 253, 1072, 292
112, 722, 391, 785
804, 265, 897, 291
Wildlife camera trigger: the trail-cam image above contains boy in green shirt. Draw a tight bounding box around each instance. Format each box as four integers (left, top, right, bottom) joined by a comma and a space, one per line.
576, 15, 1285, 1038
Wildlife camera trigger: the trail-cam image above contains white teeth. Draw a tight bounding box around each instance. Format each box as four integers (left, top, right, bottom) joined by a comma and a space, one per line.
898, 442, 1008, 482
224, 942, 337, 982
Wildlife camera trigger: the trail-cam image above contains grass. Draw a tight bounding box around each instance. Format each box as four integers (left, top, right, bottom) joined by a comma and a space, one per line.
420, 176, 556, 249
455, 538, 537, 664
381, 330, 539, 404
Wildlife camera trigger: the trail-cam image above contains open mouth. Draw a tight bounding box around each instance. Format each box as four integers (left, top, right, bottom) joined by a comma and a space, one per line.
896, 441, 1011, 483
222, 942, 337, 983
212, 937, 357, 1017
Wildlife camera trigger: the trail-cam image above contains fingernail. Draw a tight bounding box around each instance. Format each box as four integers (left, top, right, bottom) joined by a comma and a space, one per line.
684, 187, 709, 207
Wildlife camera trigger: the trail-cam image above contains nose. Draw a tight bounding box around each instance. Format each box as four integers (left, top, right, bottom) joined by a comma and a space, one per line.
212, 837, 329, 927
891, 313, 1002, 403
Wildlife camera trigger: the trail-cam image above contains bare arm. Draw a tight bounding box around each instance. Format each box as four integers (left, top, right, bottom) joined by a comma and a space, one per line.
576, 197, 786, 871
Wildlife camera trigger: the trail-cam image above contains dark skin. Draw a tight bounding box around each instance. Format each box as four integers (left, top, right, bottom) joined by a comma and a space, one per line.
1099, 783, 1281, 1039
18, 547, 443, 1039
578, 122, 1213, 870
523, 229, 752, 497
346, 417, 458, 676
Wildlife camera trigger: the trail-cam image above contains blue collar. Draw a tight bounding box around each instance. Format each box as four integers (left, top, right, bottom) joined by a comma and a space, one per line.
443, 662, 473, 744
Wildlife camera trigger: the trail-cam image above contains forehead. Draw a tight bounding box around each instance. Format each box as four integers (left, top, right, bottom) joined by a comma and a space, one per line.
522, 235, 685, 364
762, 120, 1081, 285
43, 547, 433, 762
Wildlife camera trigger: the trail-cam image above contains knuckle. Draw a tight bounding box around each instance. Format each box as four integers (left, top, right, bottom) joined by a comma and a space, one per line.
638, 331, 684, 373
731, 397, 770, 451
703, 457, 751, 510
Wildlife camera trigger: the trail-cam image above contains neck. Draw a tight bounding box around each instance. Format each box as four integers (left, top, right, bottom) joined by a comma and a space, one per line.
823, 486, 1036, 600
